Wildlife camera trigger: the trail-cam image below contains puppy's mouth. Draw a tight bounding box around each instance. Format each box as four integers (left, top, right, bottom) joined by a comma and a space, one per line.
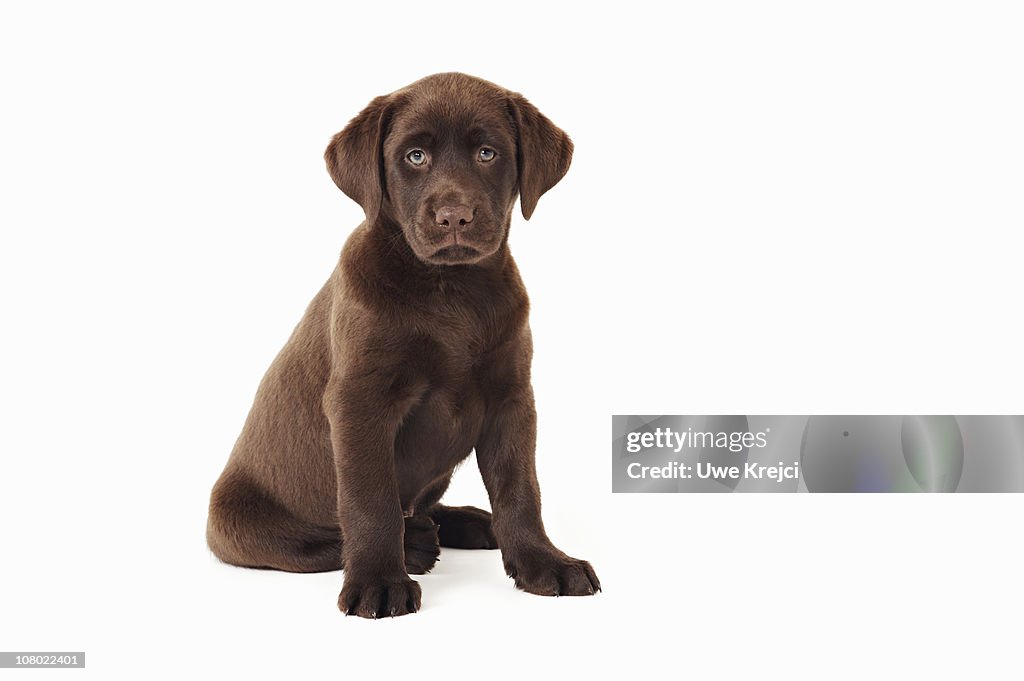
416, 224, 495, 265
429, 244, 483, 264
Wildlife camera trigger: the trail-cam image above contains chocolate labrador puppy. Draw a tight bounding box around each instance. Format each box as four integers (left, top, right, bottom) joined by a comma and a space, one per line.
207, 72, 599, 618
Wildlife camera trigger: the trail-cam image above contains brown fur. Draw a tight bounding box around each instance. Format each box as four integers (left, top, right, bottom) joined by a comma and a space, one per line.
207, 73, 599, 618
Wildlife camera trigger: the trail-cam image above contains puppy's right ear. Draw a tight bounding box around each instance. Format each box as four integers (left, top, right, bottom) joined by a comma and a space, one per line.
325, 94, 393, 224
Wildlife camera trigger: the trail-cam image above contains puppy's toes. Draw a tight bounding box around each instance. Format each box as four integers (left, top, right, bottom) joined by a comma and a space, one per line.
405, 543, 441, 574
338, 577, 421, 618
505, 550, 601, 597
557, 559, 600, 596
404, 514, 440, 574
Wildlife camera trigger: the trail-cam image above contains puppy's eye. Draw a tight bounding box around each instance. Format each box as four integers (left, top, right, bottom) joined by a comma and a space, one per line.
478, 147, 496, 162
406, 149, 427, 166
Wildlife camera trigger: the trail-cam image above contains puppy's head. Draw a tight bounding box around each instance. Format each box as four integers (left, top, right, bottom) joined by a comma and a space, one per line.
326, 73, 572, 266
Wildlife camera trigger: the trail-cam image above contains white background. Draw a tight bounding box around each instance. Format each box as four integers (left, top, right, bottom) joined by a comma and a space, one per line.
1, 1, 1022, 678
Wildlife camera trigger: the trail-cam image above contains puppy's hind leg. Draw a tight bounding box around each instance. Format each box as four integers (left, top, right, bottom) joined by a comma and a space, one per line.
428, 505, 498, 550
412, 477, 497, 550
207, 473, 342, 573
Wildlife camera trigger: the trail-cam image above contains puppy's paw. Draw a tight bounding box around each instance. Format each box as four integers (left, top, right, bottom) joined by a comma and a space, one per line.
404, 514, 440, 574
338, 576, 422, 618
431, 505, 498, 549
504, 549, 601, 597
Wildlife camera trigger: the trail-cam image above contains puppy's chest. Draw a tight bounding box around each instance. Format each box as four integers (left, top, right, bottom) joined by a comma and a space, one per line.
417, 325, 494, 396
399, 286, 525, 410
405, 313, 508, 420
416, 291, 512, 365
396, 337, 490, 466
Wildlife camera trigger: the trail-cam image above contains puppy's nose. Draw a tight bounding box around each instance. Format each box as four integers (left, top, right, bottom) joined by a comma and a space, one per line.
435, 205, 474, 229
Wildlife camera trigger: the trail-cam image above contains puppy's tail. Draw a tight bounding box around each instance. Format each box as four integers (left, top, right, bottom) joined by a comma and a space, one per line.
207, 473, 342, 573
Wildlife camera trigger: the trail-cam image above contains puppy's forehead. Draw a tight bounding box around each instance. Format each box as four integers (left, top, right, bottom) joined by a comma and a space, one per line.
389, 73, 514, 140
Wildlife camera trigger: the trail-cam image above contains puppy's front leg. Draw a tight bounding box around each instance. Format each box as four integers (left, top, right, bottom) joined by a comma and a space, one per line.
476, 384, 601, 597
325, 376, 421, 618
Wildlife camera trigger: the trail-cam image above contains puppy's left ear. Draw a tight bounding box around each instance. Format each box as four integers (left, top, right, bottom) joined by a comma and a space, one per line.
508, 92, 573, 220
325, 94, 394, 224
